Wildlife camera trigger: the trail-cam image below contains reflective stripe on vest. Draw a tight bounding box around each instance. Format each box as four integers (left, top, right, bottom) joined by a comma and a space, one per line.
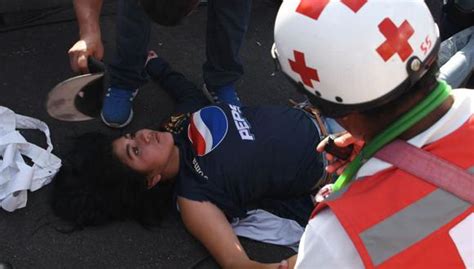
361, 188, 470, 266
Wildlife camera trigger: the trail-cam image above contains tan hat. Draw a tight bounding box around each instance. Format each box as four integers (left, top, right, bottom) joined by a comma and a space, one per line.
46, 73, 104, 121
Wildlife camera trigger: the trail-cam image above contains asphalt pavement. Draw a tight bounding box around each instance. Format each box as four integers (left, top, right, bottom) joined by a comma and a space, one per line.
0, 0, 301, 268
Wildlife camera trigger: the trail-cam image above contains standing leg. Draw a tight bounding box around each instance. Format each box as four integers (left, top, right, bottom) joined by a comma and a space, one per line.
202, 0, 252, 106
101, 0, 151, 128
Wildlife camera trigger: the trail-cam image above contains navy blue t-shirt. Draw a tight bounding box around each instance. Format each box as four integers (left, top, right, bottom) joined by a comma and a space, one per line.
173, 104, 323, 218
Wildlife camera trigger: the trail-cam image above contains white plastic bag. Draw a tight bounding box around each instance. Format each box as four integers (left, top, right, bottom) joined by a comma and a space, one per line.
0, 106, 61, 212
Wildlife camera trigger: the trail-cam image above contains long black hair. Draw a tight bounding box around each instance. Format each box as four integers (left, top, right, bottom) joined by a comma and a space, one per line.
51, 133, 173, 229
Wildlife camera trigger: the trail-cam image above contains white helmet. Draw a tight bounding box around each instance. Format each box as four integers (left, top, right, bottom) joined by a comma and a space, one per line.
273, 0, 440, 117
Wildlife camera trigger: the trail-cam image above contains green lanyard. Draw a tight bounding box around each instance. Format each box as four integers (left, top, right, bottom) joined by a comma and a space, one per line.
333, 81, 452, 192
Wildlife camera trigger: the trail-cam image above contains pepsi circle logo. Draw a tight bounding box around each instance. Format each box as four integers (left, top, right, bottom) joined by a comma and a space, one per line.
188, 106, 228, 156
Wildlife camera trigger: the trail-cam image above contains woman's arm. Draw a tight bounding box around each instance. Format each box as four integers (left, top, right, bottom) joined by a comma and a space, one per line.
145, 53, 210, 114
178, 197, 281, 269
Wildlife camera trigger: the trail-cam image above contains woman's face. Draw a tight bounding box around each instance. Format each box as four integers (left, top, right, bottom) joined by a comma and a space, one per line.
112, 129, 175, 178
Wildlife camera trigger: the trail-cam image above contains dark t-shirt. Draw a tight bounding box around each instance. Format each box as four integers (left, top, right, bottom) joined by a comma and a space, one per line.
173, 104, 323, 218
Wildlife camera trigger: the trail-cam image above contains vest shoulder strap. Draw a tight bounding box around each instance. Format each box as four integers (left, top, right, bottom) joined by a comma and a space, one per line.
374, 139, 474, 203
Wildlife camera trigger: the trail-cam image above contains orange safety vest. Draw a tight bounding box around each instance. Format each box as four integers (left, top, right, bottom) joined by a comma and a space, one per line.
312, 116, 474, 269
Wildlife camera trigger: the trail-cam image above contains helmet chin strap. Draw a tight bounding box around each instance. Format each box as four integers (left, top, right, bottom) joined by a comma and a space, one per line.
333, 80, 452, 192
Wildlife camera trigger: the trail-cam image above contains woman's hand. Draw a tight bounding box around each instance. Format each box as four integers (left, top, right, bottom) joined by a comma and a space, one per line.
317, 132, 365, 175
276, 254, 297, 269
145, 50, 158, 66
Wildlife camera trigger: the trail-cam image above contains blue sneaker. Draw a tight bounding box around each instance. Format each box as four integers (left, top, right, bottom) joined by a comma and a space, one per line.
100, 87, 138, 128
202, 84, 241, 106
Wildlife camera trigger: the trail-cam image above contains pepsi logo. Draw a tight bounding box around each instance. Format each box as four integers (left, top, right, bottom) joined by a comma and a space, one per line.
188, 106, 229, 156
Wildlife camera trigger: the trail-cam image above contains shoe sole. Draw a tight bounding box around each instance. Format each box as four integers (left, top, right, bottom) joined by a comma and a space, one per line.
100, 109, 134, 128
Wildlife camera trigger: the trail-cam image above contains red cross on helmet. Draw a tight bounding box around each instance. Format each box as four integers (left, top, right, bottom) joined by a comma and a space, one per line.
273, 0, 440, 117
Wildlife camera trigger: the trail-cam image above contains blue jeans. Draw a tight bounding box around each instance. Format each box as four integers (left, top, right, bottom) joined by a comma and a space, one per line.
108, 0, 151, 90
203, 0, 252, 90
109, 0, 252, 91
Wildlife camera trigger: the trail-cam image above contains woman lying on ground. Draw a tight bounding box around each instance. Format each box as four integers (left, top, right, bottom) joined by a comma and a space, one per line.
52, 51, 337, 269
